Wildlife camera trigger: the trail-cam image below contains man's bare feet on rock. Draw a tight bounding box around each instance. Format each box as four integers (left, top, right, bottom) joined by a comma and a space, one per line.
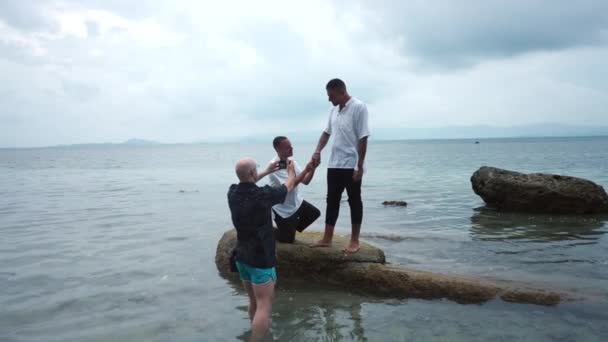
342, 241, 360, 253
311, 240, 332, 248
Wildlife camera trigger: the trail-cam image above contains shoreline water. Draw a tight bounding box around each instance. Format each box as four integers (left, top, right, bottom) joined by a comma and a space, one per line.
2, 137, 608, 340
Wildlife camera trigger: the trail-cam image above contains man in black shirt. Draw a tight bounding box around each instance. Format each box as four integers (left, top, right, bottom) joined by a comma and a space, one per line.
228, 157, 312, 340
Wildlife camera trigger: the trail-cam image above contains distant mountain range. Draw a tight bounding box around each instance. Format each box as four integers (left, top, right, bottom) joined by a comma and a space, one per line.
225, 123, 608, 143
122, 138, 161, 145
369, 124, 608, 141
5, 124, 608, 149
52, 138, 162, 148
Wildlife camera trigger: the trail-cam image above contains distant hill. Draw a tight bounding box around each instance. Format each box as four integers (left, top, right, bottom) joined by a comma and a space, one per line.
5, 125, 608, 149
370, 124, 608, 140
50, 138, 162, 148
123, 138, 161, 145
225, 124, 608, 143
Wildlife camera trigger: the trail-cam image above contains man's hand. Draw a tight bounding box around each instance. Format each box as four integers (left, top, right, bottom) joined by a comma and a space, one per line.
256, 161, 280, 182
287, 159, 295, 175
311, 151, 321, 167
265, 161, 280, 174
353, 169, 363, 182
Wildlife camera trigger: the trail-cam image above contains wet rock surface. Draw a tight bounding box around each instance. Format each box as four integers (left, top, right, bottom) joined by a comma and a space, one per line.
216, 230, 564, 306
471, 166, 608, 214
382, 201, 408, 207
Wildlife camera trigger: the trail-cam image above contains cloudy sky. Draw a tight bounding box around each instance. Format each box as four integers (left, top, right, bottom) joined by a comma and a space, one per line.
1, 0, 607, 147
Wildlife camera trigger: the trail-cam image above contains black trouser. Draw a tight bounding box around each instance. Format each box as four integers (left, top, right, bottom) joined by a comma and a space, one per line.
325, 168, 362, 226
274, 200, 320, 243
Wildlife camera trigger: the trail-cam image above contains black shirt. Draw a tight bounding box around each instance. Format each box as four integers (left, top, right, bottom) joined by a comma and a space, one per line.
227, 182, 288, 268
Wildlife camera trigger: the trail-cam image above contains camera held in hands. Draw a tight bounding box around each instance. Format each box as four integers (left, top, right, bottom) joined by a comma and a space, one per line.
278, 160, 287, 169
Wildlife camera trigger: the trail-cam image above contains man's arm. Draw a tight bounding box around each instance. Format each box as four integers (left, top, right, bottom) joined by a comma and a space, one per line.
353, 137, 368, 182
293, 164, 313, 187
284, 160, 313, 192
311, 132, 330, 166
301, 162, 316, 185
353, 103, 370, 182
256, 161, 279, 182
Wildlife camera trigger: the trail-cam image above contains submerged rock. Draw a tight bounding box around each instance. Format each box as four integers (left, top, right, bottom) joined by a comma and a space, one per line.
216, 230, 563, 306
471, 166, 608, 214
382, 201, 408, 207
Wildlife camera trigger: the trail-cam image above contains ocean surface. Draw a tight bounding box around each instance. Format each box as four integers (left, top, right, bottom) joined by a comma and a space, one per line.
1, 137, 608, 341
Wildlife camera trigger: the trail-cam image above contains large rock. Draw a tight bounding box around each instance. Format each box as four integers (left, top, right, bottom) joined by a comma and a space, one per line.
471, 166, 608, 214
216, 229, 563, 306
215, 230, 385, 281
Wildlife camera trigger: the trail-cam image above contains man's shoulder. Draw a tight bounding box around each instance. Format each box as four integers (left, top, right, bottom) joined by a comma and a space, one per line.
351, 97, 367, 109
260, 183, 285, 193
227, 184, 240, 204
260, 183, 287, 202
228, 183, 259, 196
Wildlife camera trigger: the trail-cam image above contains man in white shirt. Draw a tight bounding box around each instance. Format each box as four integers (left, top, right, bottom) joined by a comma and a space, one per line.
310, 78, 370, 253
268, 136, 320, 243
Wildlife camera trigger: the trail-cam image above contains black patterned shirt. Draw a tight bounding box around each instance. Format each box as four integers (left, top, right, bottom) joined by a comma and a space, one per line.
227, 182, 288, 268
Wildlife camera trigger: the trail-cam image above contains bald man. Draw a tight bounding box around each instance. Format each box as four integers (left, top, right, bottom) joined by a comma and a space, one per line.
227, 157, 313, 340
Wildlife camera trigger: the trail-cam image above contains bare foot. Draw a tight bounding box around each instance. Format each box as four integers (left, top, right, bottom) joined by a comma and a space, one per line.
310, 239, 332, 248
342, 241, 360, 253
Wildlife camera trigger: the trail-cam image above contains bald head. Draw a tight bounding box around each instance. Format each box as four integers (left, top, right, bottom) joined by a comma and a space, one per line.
235, 158, 257, 182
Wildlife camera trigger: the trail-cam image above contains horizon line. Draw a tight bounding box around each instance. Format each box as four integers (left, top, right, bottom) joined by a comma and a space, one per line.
2, 134, 608, 150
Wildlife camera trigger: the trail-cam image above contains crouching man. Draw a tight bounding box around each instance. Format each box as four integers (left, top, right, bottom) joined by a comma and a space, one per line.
268, 136, 320, 243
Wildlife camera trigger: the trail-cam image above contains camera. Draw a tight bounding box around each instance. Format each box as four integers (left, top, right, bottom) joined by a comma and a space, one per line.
278, 160, 287, 169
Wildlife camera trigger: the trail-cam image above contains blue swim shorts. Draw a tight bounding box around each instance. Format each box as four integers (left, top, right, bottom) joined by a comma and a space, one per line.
235, 261, 277, 285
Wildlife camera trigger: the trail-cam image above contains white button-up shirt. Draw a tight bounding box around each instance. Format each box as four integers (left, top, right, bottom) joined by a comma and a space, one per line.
267, 157, 304, 218
324, 97, 370, 169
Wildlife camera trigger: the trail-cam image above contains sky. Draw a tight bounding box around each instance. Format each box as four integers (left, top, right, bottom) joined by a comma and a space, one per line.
1, 0, 607, 147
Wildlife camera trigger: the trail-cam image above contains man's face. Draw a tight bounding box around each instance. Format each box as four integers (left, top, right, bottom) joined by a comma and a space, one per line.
327, 88, 344, 106
277, 139, 293, 159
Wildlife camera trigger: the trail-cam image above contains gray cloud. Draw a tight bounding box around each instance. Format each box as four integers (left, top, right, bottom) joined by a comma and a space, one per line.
342, 0, 608, 68
60, 0, 157, 20
0, 1, 607, 147
0, 1, 59, 32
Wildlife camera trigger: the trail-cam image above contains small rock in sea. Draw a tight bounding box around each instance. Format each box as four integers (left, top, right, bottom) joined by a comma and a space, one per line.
179, 190, 185, 193
382, 201, 408, 207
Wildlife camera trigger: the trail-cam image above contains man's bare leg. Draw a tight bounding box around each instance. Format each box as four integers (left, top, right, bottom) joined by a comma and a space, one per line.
343, 224, 361, 253
311, 224, 334, 247
249, 280, 274, 342
242, 280, 256, 321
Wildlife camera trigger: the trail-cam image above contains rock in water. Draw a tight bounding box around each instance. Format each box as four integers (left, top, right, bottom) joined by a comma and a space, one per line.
215, 229, 563, 306
471, 166, 608, 214
215, 230, 385, 281
382, 201, 408, 207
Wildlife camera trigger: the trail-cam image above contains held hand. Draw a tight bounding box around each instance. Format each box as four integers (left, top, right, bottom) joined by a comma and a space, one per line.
353, 169, 363, 182
311, 152, 321, 167
305, 161, 315, 172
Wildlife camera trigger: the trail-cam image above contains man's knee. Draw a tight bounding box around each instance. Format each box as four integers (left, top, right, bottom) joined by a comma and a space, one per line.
326, 193, 341, 207
347, 195, 362, 207
311, 205, 321, 219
